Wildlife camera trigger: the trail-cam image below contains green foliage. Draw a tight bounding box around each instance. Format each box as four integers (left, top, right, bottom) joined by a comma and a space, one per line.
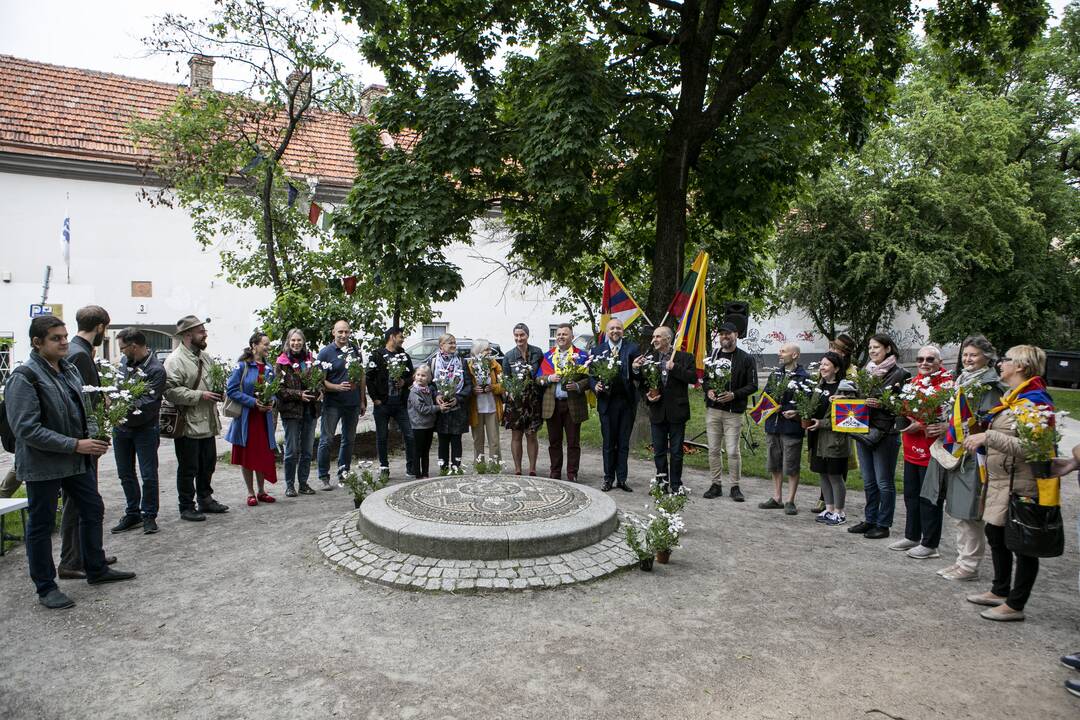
317, 0, 923, 324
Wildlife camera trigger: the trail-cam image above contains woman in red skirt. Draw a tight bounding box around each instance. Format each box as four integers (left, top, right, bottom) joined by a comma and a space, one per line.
225, 332, 279, 506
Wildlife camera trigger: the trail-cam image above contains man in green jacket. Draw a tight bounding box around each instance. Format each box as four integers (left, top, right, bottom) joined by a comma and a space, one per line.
164, 315, 228, 522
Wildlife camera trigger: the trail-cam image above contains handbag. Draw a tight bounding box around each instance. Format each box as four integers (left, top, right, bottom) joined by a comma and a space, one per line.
1004, 466, 1065, 558
159, 356, 205, 439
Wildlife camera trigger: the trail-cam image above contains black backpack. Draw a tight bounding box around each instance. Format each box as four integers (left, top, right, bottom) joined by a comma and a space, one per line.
0, 367, 42, 453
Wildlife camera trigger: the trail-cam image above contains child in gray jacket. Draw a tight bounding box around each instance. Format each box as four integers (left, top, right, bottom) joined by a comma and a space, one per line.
408, 365, 437, 477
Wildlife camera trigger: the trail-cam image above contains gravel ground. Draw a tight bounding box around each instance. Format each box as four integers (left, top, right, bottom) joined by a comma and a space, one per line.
0, 442, 1078, 720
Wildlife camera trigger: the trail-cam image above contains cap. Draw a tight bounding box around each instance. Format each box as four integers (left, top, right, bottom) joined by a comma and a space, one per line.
175, 315, 209, 335
718, 321, 739, 334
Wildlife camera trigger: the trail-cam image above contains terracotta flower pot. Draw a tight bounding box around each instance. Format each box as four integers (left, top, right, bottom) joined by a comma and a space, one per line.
638, 557, 654, 572
655, 549, 671, 564
800, 419, 814, 429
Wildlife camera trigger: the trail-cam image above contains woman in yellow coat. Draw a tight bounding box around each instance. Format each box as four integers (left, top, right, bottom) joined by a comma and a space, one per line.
467, 340, 504, 464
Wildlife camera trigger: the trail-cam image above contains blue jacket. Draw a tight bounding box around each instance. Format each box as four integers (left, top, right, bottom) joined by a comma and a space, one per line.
588, 339, 641, 413
224, 361, 277, 450
763, 364, 810, 438
4, 352, 93, 482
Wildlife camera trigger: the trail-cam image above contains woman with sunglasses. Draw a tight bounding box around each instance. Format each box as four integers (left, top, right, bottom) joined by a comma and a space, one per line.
958, 345, 1052, 621
923, 335, 1004, 581
889, 346, 952, 559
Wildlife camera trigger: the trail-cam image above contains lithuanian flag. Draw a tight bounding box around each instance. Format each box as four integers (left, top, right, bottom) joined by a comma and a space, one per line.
671, 251, 709, 380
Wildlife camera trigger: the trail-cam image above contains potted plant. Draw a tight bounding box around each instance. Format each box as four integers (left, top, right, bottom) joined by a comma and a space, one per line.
646, 508, 684, 564
340, 460, 387, 508
624, 522, 654, 571
788, 377, 825, 430
649, 477, 690, 513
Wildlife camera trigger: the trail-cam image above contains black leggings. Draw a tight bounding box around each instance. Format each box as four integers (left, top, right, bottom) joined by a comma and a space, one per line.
437, 433, 463, 471
985, 523, 1039, 610
414, 428, 435, 478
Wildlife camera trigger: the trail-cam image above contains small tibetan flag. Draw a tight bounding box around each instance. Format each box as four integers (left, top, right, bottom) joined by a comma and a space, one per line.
749, 392, 779, 425
308, 202, 322, 225
600, 264, 643, 330
831, 399, 870, 434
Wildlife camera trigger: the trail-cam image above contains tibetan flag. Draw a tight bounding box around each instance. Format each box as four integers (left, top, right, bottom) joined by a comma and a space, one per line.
671, 251, 709, 379
942, 391, 974, 457
309, 202, 322, 225
600, 264, 643, 330
537, 346, 588, 379
831, 399, 870, 434
749, 392, 779, 425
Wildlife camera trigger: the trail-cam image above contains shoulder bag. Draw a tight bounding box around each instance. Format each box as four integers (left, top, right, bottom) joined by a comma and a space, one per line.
1004, 464, 1065, 558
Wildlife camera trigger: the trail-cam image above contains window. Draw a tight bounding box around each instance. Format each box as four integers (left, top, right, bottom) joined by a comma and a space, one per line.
422, 324, 448, 340
0, 334, 12, 386
548, 325, 560, 348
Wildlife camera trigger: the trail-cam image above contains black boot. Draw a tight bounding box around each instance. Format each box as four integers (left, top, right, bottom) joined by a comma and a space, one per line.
702, 482, 723, 499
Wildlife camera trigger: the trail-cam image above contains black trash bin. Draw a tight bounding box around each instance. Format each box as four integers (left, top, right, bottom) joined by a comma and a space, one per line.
1044, 350, 1080, 389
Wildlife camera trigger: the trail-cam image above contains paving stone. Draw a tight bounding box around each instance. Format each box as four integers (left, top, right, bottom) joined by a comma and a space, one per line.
550, 563, 571, 574
428, 568, 443, 578
526, 576, 544, 588
460, 568, 479, 579
457, 579, 477, 591
441, 578, 456, 592
510, 578, 528, 590
492, 578, 510, 589
380, 571, 399, 584
479, 568, 497, 579
572, 570, 592, 582
414, 566, 430, 577
476, 578, 494, 589
425, 578, 441, 591
496, 568, 516, 579
519, 567, 536, 578
401, 564, 417, 575
442, 568, 461, 579
386, 562, 403, 572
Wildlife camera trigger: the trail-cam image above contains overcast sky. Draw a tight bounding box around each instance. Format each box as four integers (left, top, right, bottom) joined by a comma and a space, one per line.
0, 0, 1073, 90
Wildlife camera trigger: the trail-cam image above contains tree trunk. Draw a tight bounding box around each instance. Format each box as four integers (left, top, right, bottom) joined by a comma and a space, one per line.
645, 126, 694, 325
393, 291, 401, 329
261, 166, 283, 295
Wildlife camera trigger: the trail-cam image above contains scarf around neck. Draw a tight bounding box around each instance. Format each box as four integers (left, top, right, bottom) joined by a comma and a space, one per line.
866, 355, 897, 377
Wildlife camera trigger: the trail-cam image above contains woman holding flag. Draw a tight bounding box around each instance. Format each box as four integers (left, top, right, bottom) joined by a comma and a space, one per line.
923, 335, 1003, 582
958, 345, 1052, 621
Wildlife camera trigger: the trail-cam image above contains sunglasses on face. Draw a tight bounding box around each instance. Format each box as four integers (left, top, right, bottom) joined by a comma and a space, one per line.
915, 356, 936, 363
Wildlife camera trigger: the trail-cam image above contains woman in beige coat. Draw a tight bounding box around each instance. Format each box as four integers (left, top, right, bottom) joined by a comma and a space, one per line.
960, 345, 1052, 621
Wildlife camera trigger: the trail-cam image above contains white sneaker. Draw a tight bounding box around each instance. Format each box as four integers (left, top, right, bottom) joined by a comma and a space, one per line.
936, 563, 958, 576
906, 544, 940, 559
888, 538, 919, 551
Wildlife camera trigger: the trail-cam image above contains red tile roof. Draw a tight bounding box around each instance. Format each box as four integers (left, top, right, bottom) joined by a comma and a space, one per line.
0, 54, 376, 187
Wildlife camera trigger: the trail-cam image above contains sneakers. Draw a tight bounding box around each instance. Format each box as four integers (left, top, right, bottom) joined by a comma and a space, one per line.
1066, 678, 1080, 698
814, 510, 830, 524
980, 605, 1024, 622
197, 497, 229, 513
758, 497, 784, 509
111, 514, 142, 534
142, 517, 158, 535
784, 502, 798, 516
906, 545, 940, 559
943, 567, 979, 581
888, 538, 919, 551
811, 498, 826, 514
284, 487, 298, 498
966, 591, 1006, 607
730, 486, 745, 502
298, 484, 316, 495
180, 509, 206, 522
1061, 653, 1080, 672
864, 526, 890, 539
824, 511, 847, 526
320, 478, 334, 491
39, 588, 75, 610
847, 521, 872, 534
702, 482, 723, 499
936, 563, 958, 577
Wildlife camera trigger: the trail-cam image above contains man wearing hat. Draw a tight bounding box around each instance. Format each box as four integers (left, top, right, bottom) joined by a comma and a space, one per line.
367, 326, 416, 479
164, 315, 229, 521
702, 321, 758, 502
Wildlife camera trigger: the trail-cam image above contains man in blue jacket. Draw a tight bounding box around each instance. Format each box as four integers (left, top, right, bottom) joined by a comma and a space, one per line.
109, 328, 167, 535
589, 318, 641, 492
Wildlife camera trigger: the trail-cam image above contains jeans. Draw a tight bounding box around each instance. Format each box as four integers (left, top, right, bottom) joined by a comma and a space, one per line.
282, 413, 317, 490
173, 436, 217, 512
705, 407, 743, 485
113, 424, 160, 518
374, 400, 416, 475
599, 395, 635, 484
986, 522, 1039, 610
25, 471, 108, 596
651, 421, 686, 491
318, 404, 360, 480
856, 435, 900, 527
903, 461, 944, 547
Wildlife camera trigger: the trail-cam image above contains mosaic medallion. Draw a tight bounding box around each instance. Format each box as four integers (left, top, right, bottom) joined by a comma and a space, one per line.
385, 476, 591, 526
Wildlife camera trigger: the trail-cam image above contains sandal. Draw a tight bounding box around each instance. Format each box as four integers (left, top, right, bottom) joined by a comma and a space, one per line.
246, 495, 258, 507
256, 492, 276, 504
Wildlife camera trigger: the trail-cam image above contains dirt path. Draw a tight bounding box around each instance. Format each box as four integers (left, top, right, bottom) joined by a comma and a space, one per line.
0, 445, 1077, 719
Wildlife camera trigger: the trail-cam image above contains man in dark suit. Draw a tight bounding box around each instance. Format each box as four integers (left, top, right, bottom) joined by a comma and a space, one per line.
589, 318, 641, 492
368, 326, 416, 479
634, 325, 697, 492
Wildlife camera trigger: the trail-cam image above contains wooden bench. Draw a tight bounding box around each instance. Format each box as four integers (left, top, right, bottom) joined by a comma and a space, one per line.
0, 497, 28, 556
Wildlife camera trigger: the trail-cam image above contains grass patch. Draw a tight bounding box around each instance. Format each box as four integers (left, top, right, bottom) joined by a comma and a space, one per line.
1048, 387, 1080, 420
1, 485, 28, 554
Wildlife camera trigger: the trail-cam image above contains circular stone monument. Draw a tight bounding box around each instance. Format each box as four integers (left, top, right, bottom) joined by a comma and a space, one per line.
359, 476, 619, 560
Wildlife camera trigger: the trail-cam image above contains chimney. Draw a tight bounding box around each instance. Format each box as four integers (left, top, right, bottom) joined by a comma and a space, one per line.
359, 84, 389, 118
188, 55, 215, 92
287, 69, 312, 110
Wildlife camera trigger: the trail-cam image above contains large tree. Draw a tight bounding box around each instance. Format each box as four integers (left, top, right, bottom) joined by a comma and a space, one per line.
316, 0, 929, 324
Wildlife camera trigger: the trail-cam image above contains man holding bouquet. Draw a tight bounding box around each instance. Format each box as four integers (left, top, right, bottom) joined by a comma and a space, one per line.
702, 321, 757, 502
316, 320, 368, 490
589, 318, 641, 492
539, 323, 589, 482
368, 326, 416, 480
633, 326, 697, 492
